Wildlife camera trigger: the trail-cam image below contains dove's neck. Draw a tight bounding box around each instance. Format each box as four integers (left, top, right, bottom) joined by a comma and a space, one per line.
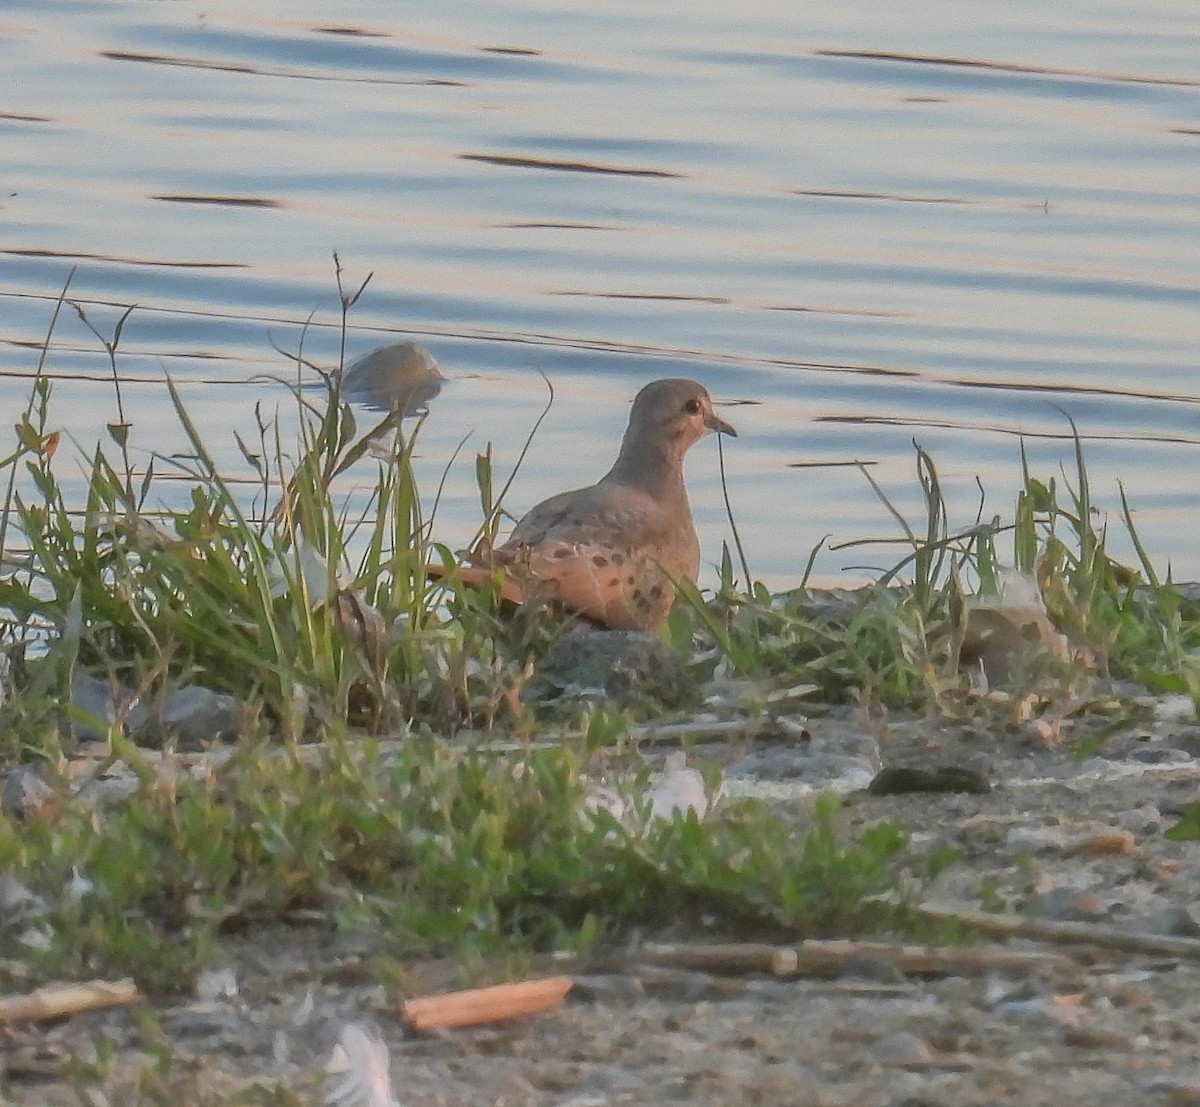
605, 437, 689, 503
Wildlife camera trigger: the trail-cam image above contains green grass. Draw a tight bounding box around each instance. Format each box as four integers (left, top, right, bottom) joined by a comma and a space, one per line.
681, 432, 1200, 715
0, 274, 920, 1002
0, 735, 908, 992
1, 270, 1197, 1008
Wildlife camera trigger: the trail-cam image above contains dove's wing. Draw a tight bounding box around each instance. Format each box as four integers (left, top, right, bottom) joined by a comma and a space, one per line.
493, 480, 698, 630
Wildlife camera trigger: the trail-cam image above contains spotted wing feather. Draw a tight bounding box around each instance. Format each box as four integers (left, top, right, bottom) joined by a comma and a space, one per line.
494, 483, 696, 630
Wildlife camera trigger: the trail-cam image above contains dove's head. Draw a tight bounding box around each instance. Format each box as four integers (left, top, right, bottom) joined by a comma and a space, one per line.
626, 378, 736, 456
608, 377, 736, 491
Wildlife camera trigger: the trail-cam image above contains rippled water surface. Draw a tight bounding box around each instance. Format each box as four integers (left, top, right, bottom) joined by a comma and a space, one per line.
2, 1, 1198, 585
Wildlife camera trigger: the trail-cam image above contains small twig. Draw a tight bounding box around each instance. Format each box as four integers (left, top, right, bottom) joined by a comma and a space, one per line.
0, 979, 138, 1023
628, 717, 766, 745
638, 942, 779, 974
399, 976, 572, 1031
639, 939, 1077, 979
918, 904, 1200, 960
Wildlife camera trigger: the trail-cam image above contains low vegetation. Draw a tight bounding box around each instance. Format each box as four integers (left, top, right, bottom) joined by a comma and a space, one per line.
0, 271, 1196, 1009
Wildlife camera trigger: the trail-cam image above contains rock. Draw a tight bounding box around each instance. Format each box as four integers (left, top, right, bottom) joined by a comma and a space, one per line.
131, 684, 243, 749
525, 626, 697, 710
1028, 888, 1106, 921
195, 967, 240, 1000
2, 764, 58, 820
777, 586, 871, 625
0, 872, 46, 925
1154, 694, 1196, 722
1073, 829, 1137, 858
960, 569, 1071, 685
839, 955, 909, 986
70, 671, 126, 741
164, 1004, 255, 1047
729, 748, 876, 792
806, 727, 883, 767
867, 765, 992, 797
69, 679, 246, 751
1145, 904, 1200, 938
1139, 1077, 1200, 1103
1126, 747, 1194, 766
867, 1030, 933, 1064
1117, 804, 1164, 834
728, 718, 881, 791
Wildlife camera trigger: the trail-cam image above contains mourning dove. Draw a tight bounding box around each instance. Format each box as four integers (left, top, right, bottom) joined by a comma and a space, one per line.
447, 377, 736, 630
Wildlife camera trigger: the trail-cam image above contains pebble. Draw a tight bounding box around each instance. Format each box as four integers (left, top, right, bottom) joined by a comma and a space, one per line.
1153, 695, 1196, 722
2, 764, 57, 819
868, 765, 991, 796
867, 1030, 934, 1064
1144, 905, 1200, 938
0, 872, 45, 923
1028, 887, 1106, 921
839, 955, 910, 986
1126, 747, 1195, 766
195, 967, 240, 1000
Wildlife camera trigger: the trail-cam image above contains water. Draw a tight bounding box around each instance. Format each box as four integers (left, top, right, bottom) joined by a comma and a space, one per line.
2, 0, 1198, 587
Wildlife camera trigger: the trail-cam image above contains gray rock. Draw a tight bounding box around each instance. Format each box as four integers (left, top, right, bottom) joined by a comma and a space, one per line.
868, 1030, 933, 1064
868, 765, 992, 796
1125, 746, 1194, 766
70, 671, 128, 741
159, 684, 241, 745
1144, 904, 1200, 938
729, 748, 876, 789
839, 954, 909, 985
526, 626, 697, 711
806, 727, 883, 767
0, 871, 46, 925
2, 764, 57, 820
1028, 887, 1107, 922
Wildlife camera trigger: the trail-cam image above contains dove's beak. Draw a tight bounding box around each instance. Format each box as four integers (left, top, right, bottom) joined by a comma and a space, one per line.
705, 410, 737, 437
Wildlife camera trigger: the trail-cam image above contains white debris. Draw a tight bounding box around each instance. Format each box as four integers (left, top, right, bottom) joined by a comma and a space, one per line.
194, 966, 239, 1001
326, 1024, 404, 1107
647, 751, 711, 821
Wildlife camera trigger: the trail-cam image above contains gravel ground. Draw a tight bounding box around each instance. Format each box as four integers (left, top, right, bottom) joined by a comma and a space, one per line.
8, 700, 1200, 1107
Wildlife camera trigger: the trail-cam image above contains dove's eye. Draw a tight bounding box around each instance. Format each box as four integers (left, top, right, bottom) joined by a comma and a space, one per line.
683, 398, 702, 415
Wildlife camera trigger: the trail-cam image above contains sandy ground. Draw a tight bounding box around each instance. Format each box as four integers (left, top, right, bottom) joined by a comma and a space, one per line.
7, 702, 1200, 1107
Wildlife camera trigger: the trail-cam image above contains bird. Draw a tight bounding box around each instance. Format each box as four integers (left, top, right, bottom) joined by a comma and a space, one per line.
439, 377, 736, 631
343, 341, 444, 415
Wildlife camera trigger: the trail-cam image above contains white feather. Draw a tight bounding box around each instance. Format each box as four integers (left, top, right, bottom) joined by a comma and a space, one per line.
325, 1024, 403, 1107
